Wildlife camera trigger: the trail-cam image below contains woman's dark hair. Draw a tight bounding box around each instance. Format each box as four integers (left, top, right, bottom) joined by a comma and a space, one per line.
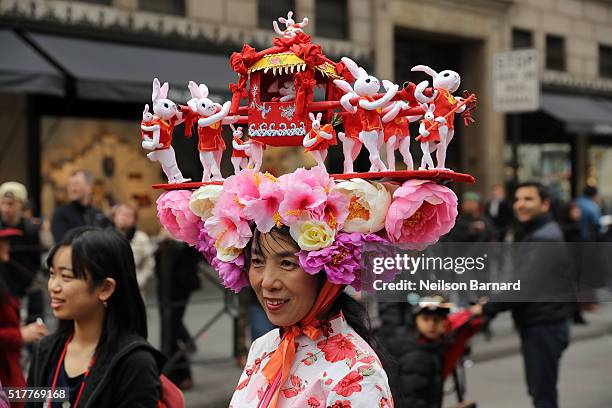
244, 225, 396, 383
46, 226, 147, 346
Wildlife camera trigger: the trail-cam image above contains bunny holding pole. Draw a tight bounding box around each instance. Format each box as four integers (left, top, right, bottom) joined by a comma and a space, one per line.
230, 124, 250, 174
411, 65, 467, 170
187, 81, 237, 181
333, 57, 398, 172
141, 78, 190, 184
417, 104, 443, 170
336, 89, 363, 174
303, 112, 337, 168
140, 104, 155, 145
381, 100, 422, 171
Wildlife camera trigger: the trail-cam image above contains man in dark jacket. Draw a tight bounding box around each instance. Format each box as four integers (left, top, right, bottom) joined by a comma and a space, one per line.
51, 170, 111, 243
477, 181, 573, 408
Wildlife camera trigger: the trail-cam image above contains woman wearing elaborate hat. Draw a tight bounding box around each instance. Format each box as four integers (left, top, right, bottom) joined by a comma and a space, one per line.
155, 160, 464, 407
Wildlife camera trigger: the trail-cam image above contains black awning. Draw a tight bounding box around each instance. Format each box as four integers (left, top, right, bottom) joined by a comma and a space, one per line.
541, 92, 612, 135
26, 32, 236, 103
0, 30, 64, 96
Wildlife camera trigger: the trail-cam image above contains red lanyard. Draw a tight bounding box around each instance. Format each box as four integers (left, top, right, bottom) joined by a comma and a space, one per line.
49, 335, 96, 408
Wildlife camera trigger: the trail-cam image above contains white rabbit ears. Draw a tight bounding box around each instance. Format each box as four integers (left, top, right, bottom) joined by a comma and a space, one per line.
341, 57, 368, 80
333, 79, 354, 94
152, 78, 169, 101
278, 11, 294, 24
308, 112, 323, 122
411, 65, 438, 78
188, 81, 209, 99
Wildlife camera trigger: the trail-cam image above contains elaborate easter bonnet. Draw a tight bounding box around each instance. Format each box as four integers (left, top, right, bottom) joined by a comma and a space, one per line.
147, 10, 477, 292
145, 11, 477, 406
158, 167, 467, 293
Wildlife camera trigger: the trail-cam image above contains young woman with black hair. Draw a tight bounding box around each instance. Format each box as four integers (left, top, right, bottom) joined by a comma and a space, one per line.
229, 226, 394, 408
26, 227, 165, 408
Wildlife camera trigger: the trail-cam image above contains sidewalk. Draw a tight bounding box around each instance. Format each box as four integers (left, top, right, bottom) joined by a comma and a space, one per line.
145, 281, 612, 408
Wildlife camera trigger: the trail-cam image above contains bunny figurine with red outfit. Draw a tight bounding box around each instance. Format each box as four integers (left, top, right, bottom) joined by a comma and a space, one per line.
230, 124, 250, 174
272, 11, 308, 39
302, 112, 337, 168
336, 87, 363, 174
141, 78, 190, 184
381, 99, 424, 171
187, 81, 237, 181
334, 57, 399, 173
412, 65, 467, 171
140, 104, 155, 143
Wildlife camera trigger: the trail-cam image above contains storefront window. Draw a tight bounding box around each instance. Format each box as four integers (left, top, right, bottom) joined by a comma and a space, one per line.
40, 117, 164, 235
588, 145, 612, 213
505, 143, 572, 201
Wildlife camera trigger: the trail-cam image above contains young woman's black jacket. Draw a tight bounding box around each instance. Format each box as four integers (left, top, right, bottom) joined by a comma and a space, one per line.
26, 332, 165, 408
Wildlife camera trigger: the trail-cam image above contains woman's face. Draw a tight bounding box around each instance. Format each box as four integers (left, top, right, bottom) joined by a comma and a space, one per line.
248, 232, 319, 327
47, 246, 106, 321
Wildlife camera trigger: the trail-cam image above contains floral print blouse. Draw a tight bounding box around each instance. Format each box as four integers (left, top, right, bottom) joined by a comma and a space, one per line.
229, 313, 394, 408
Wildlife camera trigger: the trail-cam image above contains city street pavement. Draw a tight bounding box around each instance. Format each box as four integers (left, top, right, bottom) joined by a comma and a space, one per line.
144, 275, 612, 408
463, 335, 612, 408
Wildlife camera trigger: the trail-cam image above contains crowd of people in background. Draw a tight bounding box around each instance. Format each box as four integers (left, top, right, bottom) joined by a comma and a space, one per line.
1, 170, 611, 408
380, 181, 610, 408
0, 170, 202, 401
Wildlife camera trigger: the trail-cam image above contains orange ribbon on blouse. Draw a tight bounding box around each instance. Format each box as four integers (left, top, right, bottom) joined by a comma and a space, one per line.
260, 280, 343, 408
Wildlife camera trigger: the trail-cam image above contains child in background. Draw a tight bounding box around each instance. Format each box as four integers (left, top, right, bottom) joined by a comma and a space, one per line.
390, 296, 483, 408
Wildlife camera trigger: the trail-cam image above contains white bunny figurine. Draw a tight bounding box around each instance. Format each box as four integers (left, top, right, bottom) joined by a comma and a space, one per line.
267, 79, 296, 102
230, 124, 250, 174
417, 104, 446, 170
381, 100, 421, 171
246, 137, 265, 172
141, 78, 190, 184
187, 81, 236, 182
272, 11, 309, 39
411, 65, 466, 170
333, 57, 399, 172
335, 84, 363, 174
140, 104, 155, 145
303, 112, 337, 169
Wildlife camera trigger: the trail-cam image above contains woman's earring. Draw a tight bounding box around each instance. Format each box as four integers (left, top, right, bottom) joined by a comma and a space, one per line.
102, 300, 108, 308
